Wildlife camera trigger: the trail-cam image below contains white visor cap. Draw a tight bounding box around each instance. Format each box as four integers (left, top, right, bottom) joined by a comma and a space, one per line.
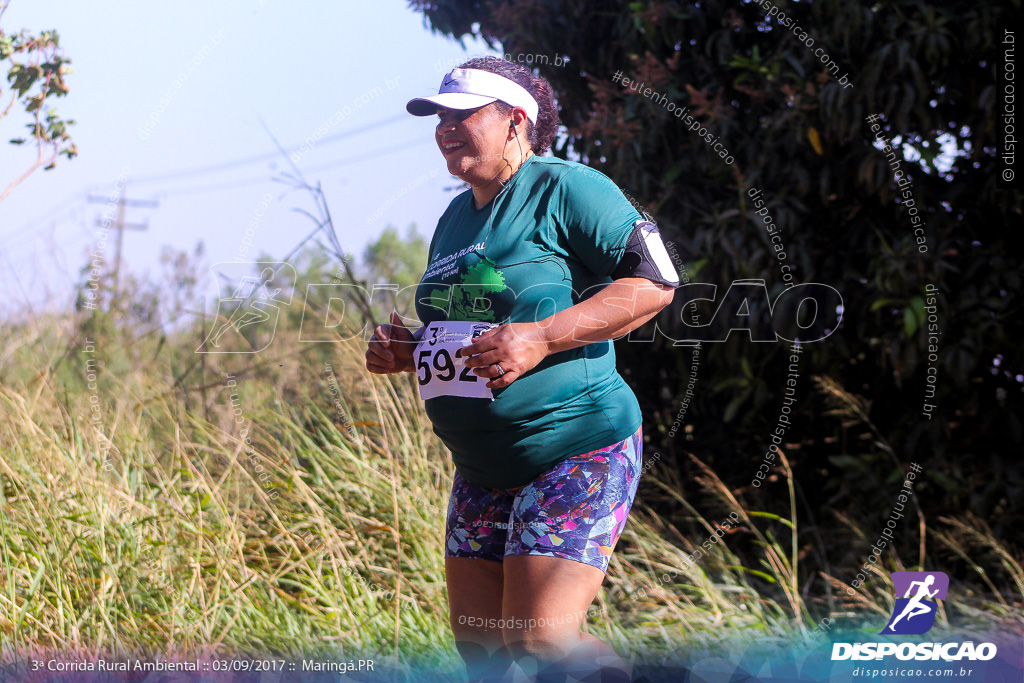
406, 68, 539, 124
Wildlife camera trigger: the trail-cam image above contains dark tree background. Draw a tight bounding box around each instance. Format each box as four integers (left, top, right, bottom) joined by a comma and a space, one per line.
409, 0, 1022, 599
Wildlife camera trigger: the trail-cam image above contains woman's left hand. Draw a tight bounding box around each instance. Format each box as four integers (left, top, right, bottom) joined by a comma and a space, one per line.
457, 322, 550, 389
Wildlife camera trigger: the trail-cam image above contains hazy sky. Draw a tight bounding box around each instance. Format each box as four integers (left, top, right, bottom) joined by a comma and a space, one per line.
0, 0, 497, 315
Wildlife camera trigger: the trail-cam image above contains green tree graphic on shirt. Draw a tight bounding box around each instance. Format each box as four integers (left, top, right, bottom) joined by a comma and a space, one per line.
427, 260, 507, 322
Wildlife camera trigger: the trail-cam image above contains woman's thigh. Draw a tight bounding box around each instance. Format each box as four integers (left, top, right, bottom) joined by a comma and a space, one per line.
499, 426, 643, 648
444, 474, 513, 640
505, 425, 643, 573
446, 556, 505, 637
444, 426, 643, 645
501, 554, 606, 638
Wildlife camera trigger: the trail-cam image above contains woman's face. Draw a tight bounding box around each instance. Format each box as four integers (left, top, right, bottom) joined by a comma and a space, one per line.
435, 103, 511, 182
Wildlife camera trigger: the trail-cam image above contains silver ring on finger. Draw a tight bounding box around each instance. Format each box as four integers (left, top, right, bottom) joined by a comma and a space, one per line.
494, 362, 505, 377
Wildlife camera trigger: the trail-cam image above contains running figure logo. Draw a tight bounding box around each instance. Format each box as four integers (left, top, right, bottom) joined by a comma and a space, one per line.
881, 571, 949, 635
197, 263, 294, 354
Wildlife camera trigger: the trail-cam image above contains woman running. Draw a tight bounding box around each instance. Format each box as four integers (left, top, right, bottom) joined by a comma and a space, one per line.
365, 56, 678, 682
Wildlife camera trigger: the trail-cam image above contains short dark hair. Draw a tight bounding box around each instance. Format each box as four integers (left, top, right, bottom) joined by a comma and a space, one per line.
458, 56, 560, 155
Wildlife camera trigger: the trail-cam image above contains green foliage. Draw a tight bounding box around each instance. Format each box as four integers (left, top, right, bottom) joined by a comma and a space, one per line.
0, 20, 77, 200
411, 0, 1023, 601
359, 224, 430, 323
361, 223, 429, 289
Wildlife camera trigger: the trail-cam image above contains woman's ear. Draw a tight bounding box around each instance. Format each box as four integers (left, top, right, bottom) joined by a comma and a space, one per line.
513, 106, 529, 129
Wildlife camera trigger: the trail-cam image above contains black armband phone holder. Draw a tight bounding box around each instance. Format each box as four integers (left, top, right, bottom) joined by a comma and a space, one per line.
609, 220, 681, 287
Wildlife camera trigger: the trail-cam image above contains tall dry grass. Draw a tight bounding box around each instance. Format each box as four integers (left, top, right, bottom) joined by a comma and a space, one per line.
0, 305, 1020, 678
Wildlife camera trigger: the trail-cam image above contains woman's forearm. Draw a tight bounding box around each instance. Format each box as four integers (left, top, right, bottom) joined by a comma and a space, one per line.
529, 278, 675, 355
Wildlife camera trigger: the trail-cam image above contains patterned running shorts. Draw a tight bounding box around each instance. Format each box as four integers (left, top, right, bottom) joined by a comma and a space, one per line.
444, 425, 643, 573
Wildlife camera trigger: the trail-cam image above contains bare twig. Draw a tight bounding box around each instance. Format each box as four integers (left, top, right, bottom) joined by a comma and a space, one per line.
255, 115, 375, 326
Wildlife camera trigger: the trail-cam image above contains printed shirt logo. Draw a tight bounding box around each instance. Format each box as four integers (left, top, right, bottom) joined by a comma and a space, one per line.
426, 260, 507, 322
881, 571, 949, 635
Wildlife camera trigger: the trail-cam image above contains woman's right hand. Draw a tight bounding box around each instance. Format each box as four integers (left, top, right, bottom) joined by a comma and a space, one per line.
366, 311, 417, 374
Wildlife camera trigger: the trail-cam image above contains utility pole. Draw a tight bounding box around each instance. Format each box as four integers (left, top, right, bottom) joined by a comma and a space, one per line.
87, 186, 158, 303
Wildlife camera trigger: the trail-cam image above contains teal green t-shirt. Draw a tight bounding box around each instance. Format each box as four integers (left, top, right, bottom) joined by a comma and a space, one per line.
414, 155, 644, 490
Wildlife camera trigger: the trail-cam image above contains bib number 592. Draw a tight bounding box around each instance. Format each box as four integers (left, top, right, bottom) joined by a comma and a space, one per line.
416, 348, 477, 386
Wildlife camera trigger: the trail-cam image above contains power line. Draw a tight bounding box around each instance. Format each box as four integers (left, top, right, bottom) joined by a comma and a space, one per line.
0, 135, 446, 271
0, 190, 86, 246
129, 114, 409, 186
156, 137, 438, 196
1, 114, 419, 247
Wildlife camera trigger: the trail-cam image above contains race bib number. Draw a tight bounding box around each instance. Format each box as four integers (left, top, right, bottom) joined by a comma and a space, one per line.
415, 321, 498, 400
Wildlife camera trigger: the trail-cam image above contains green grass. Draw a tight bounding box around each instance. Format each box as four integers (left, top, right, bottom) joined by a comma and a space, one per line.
0, 310, 1020, 678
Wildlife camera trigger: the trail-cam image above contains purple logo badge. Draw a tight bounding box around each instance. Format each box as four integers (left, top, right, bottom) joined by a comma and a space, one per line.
881, 571, 949, 635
